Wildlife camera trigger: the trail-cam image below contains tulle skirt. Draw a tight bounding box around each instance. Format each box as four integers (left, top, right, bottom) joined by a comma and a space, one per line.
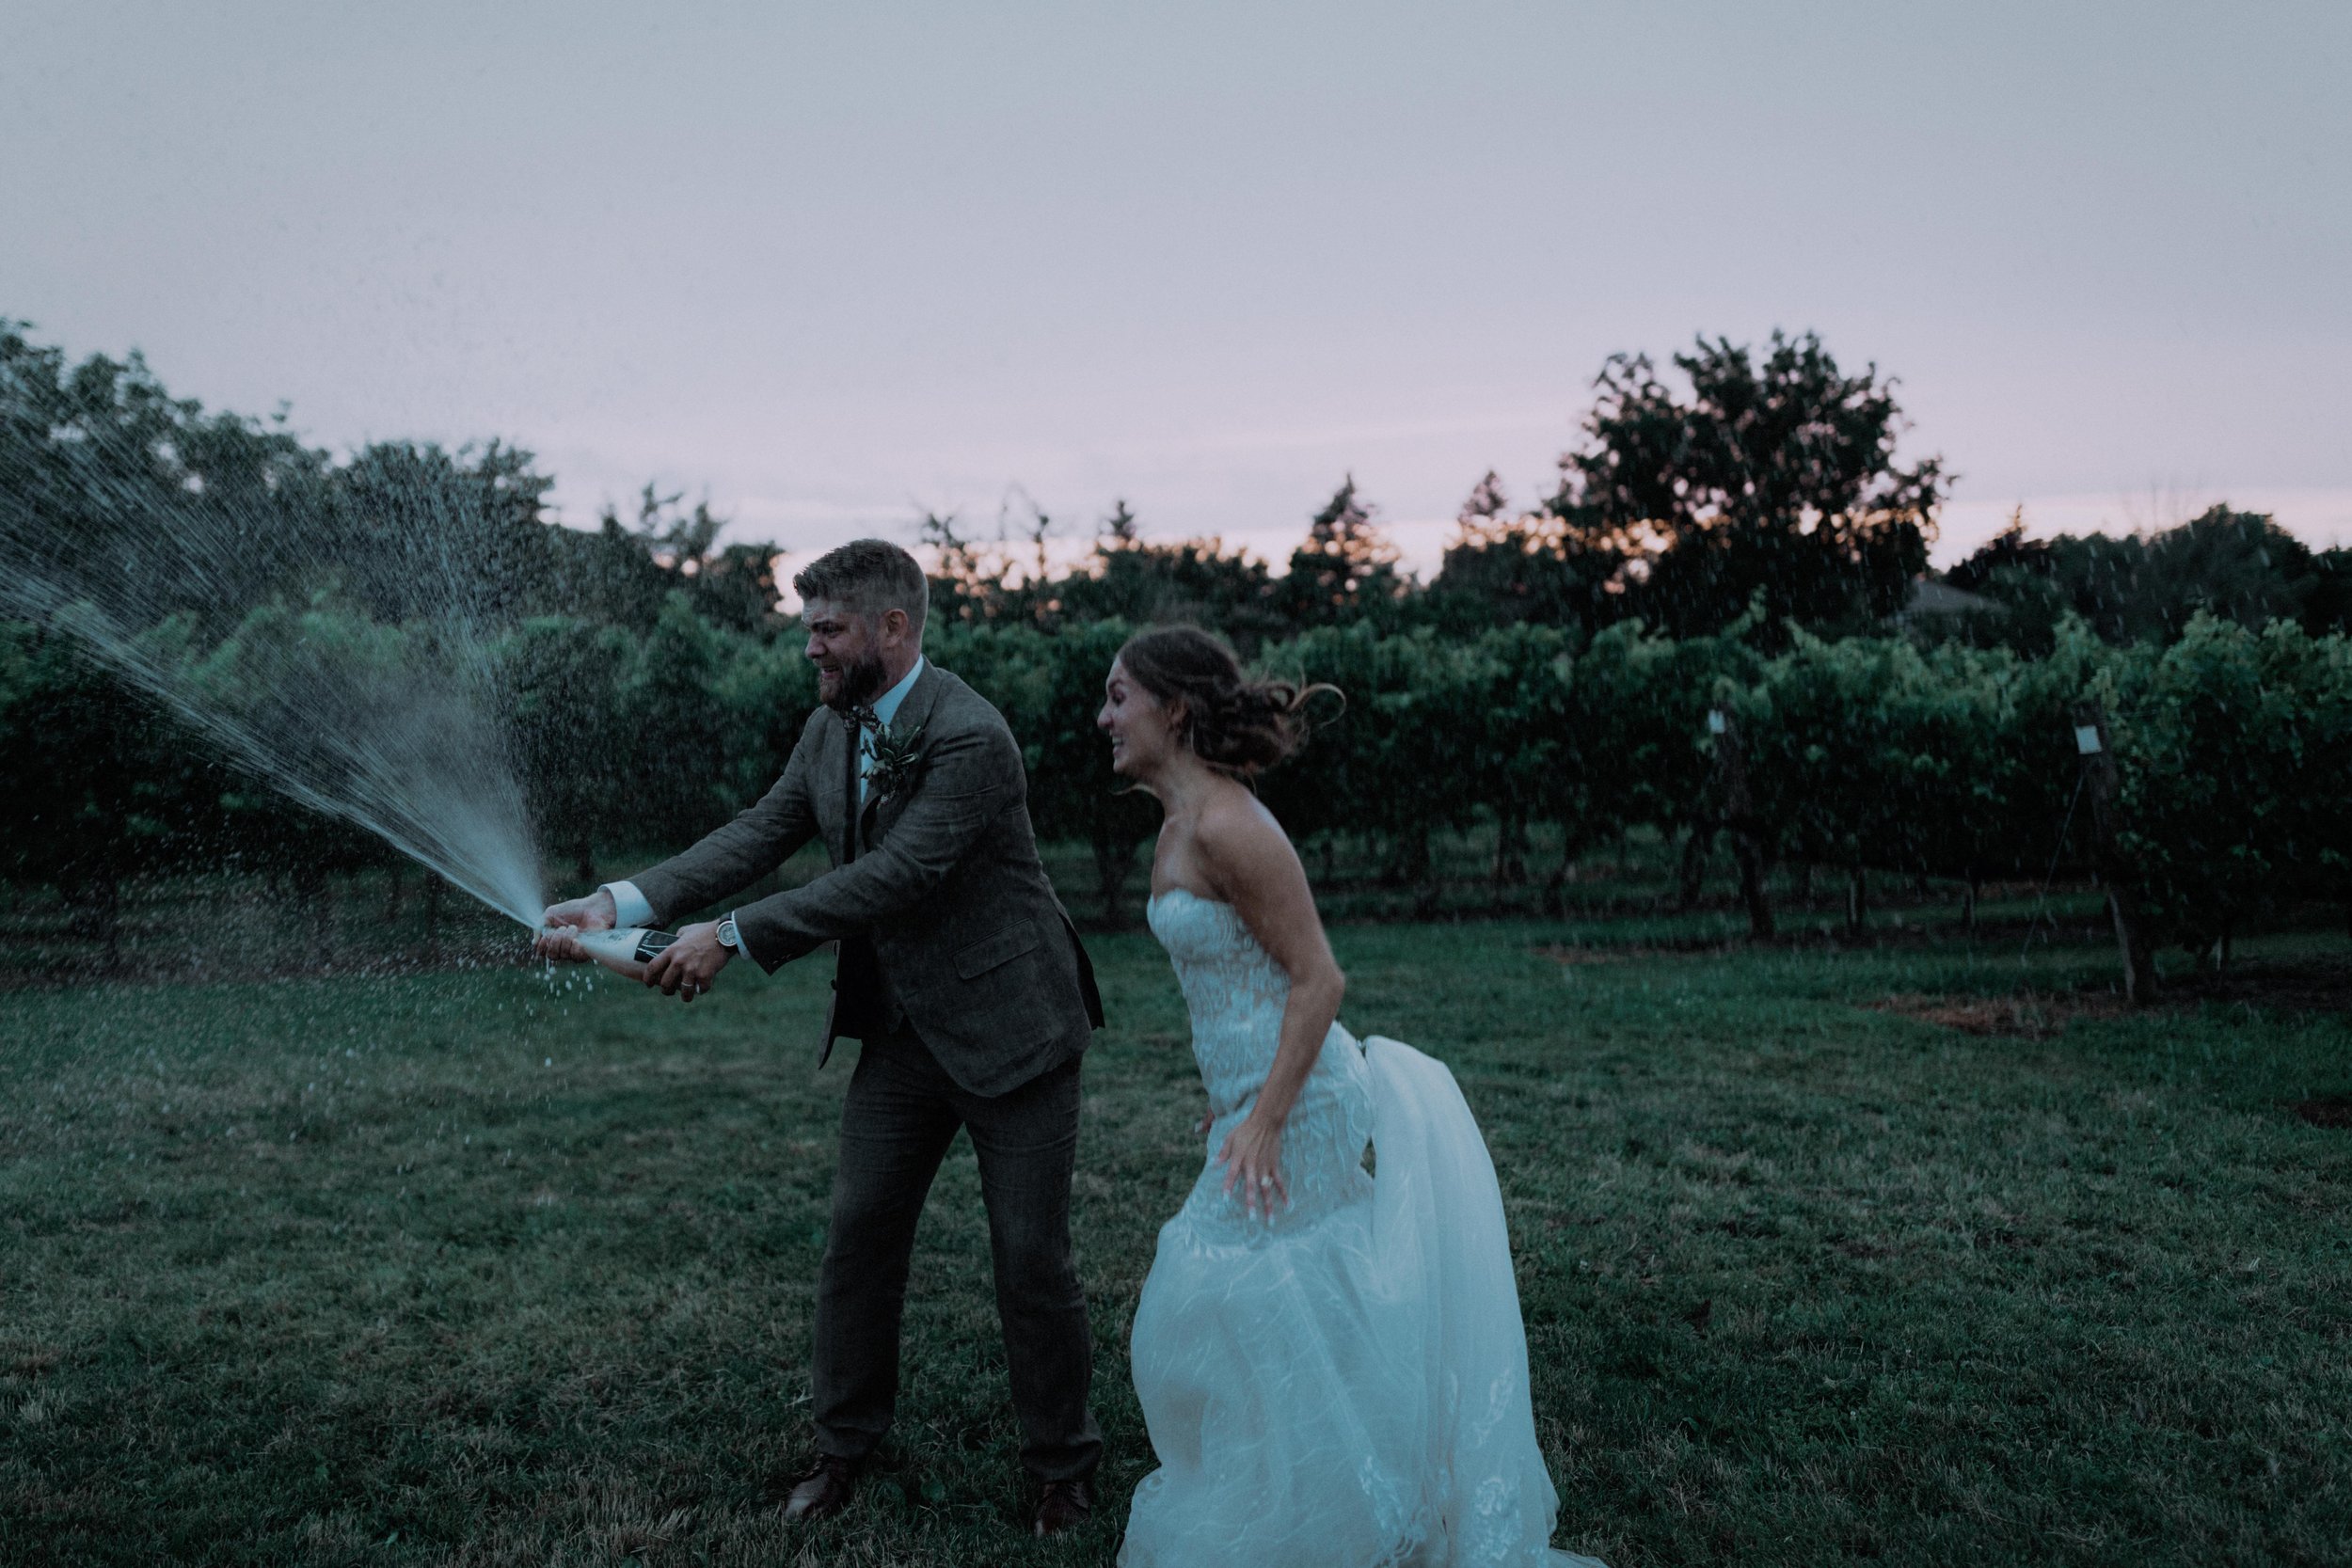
1120, 1037, 1605, 1568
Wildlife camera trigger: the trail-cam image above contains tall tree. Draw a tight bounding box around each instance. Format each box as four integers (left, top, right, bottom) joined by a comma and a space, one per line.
323, 439, 557, 628
1429, 471, 1626, 633
1100, 498, 1142, 546
1554, 331, 1946, 638
0, 324, 331, 636
1279, 476, 1406, 627
1048, 502, 1287, 647
547, 482, 782, 635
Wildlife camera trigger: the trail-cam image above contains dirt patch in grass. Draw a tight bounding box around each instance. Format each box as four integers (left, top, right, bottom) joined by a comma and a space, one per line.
2289, 1096, 2352, 1131
1865, 991, 2130, 1038
1537, 918, 2122, 966
1868, 958, 2352, 1041
1540, 943, 1688, 966
2161, 957, 2352, 1017
0, 931, 538, 992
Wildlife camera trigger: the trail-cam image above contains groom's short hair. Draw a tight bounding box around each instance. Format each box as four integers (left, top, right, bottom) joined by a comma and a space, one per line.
793, 539, 930, 639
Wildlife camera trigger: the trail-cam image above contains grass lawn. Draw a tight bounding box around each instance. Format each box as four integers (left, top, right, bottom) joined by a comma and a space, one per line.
3, 911, 2348, 1565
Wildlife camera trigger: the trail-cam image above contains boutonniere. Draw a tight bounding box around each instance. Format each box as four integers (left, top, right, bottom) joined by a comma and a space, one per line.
866, 721, 928, 802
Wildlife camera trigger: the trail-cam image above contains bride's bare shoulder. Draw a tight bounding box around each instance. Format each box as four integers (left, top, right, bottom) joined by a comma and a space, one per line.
1193, 781, 1302, 889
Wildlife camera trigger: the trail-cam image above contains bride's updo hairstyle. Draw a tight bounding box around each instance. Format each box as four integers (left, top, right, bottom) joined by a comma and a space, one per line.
1117, 626, 1337, 777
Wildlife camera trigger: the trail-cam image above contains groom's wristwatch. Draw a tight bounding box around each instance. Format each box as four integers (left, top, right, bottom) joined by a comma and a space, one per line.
716, 914, 741, 955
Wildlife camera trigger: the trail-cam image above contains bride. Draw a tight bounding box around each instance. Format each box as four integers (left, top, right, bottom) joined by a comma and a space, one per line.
1097, 626, 1606, 1568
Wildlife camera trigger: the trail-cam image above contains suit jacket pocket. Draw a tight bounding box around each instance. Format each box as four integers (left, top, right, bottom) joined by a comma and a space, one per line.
955, 918, 1041, 980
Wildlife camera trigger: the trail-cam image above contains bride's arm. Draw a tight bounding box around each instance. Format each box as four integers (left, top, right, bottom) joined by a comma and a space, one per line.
1200, 793, 1344, 1219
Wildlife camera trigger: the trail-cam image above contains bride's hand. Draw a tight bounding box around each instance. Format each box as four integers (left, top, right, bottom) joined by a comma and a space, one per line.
1216, 1112, 1287, 1221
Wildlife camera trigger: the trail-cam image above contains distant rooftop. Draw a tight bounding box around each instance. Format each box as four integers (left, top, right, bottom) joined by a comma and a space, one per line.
1901, 578, 2004, 620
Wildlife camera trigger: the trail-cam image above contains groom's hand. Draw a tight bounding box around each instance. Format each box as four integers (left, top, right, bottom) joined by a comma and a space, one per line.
644, 921, 730, 1003
535, 888, 618, 961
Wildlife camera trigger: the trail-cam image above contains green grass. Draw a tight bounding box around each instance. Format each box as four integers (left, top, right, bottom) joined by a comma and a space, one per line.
3, 915, 2348, 1565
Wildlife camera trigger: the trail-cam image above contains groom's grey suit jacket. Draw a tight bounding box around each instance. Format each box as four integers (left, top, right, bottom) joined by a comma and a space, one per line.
628, 661, 1103, 1098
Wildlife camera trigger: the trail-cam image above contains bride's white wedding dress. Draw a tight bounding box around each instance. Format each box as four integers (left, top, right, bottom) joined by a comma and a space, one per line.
1120, 889, 1605, 1568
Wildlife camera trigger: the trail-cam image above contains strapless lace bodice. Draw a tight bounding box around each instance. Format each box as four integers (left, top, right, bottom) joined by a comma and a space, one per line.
1146, 889, 1372, 1241
1148, 888, 1365, 1115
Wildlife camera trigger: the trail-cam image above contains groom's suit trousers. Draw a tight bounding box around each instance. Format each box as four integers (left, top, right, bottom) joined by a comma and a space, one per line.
812, 1021, 1102, 1482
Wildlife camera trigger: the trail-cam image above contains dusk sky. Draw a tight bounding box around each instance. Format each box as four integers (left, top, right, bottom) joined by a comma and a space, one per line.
5, 2, 2346, 584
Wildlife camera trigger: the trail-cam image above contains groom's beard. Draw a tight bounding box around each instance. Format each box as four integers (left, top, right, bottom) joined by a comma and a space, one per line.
822, 648, 890, 712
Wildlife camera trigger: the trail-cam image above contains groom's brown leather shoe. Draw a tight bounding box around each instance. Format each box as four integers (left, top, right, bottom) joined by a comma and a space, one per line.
1033, 1476, 1095, 1537
782, 1454, 862, 1523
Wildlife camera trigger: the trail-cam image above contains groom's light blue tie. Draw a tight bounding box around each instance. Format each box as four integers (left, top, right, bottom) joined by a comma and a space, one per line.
841, 704, 877, 863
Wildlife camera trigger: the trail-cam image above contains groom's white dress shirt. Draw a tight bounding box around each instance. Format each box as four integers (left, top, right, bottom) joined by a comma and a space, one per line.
601, 656, 927, 943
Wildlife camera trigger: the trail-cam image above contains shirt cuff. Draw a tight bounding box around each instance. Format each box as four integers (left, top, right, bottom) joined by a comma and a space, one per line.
601, 880, 657, 928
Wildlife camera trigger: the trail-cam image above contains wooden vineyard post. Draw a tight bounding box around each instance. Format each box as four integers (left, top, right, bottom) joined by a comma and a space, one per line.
1708, 707, 1775, 939
2073, 700, 2156, 1003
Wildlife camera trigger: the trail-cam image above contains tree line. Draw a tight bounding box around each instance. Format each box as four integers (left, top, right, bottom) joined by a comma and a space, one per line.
4, 318, 2345, 981
8, 595, 2346, 977
8, 314, 2342, 661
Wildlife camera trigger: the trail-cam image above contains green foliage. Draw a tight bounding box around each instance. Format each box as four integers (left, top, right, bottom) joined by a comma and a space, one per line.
1566, 619, 1752, 845
1271, 626, 1460, 881
0, 612, 404, 950
9, 594, 2349, 955
6, 320, 2346, 957
937, 618, 1161, 921
0, 625, 199, 938
1948, 506, 2345, 649
613, 594, 758, 851
500, 615, 640, 882
2102, 616, 2352, 956
1734, 632, 2066, 883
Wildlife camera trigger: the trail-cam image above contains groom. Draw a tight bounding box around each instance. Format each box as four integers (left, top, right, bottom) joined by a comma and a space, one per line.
537, 539, 1105, 1535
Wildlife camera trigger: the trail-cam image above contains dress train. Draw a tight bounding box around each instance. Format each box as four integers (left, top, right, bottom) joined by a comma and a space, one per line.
1118, 888, 1603, 1566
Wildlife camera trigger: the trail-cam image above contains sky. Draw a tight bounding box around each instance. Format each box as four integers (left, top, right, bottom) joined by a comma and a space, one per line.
4, 2, 2346, 585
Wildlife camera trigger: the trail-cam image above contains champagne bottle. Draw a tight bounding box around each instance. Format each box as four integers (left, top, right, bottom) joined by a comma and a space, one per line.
559, 926, 675, 983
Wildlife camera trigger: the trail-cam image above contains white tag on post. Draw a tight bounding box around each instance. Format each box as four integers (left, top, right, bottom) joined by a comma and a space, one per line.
1707, 709, 1727, 736
2074, 724, 2103, 755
